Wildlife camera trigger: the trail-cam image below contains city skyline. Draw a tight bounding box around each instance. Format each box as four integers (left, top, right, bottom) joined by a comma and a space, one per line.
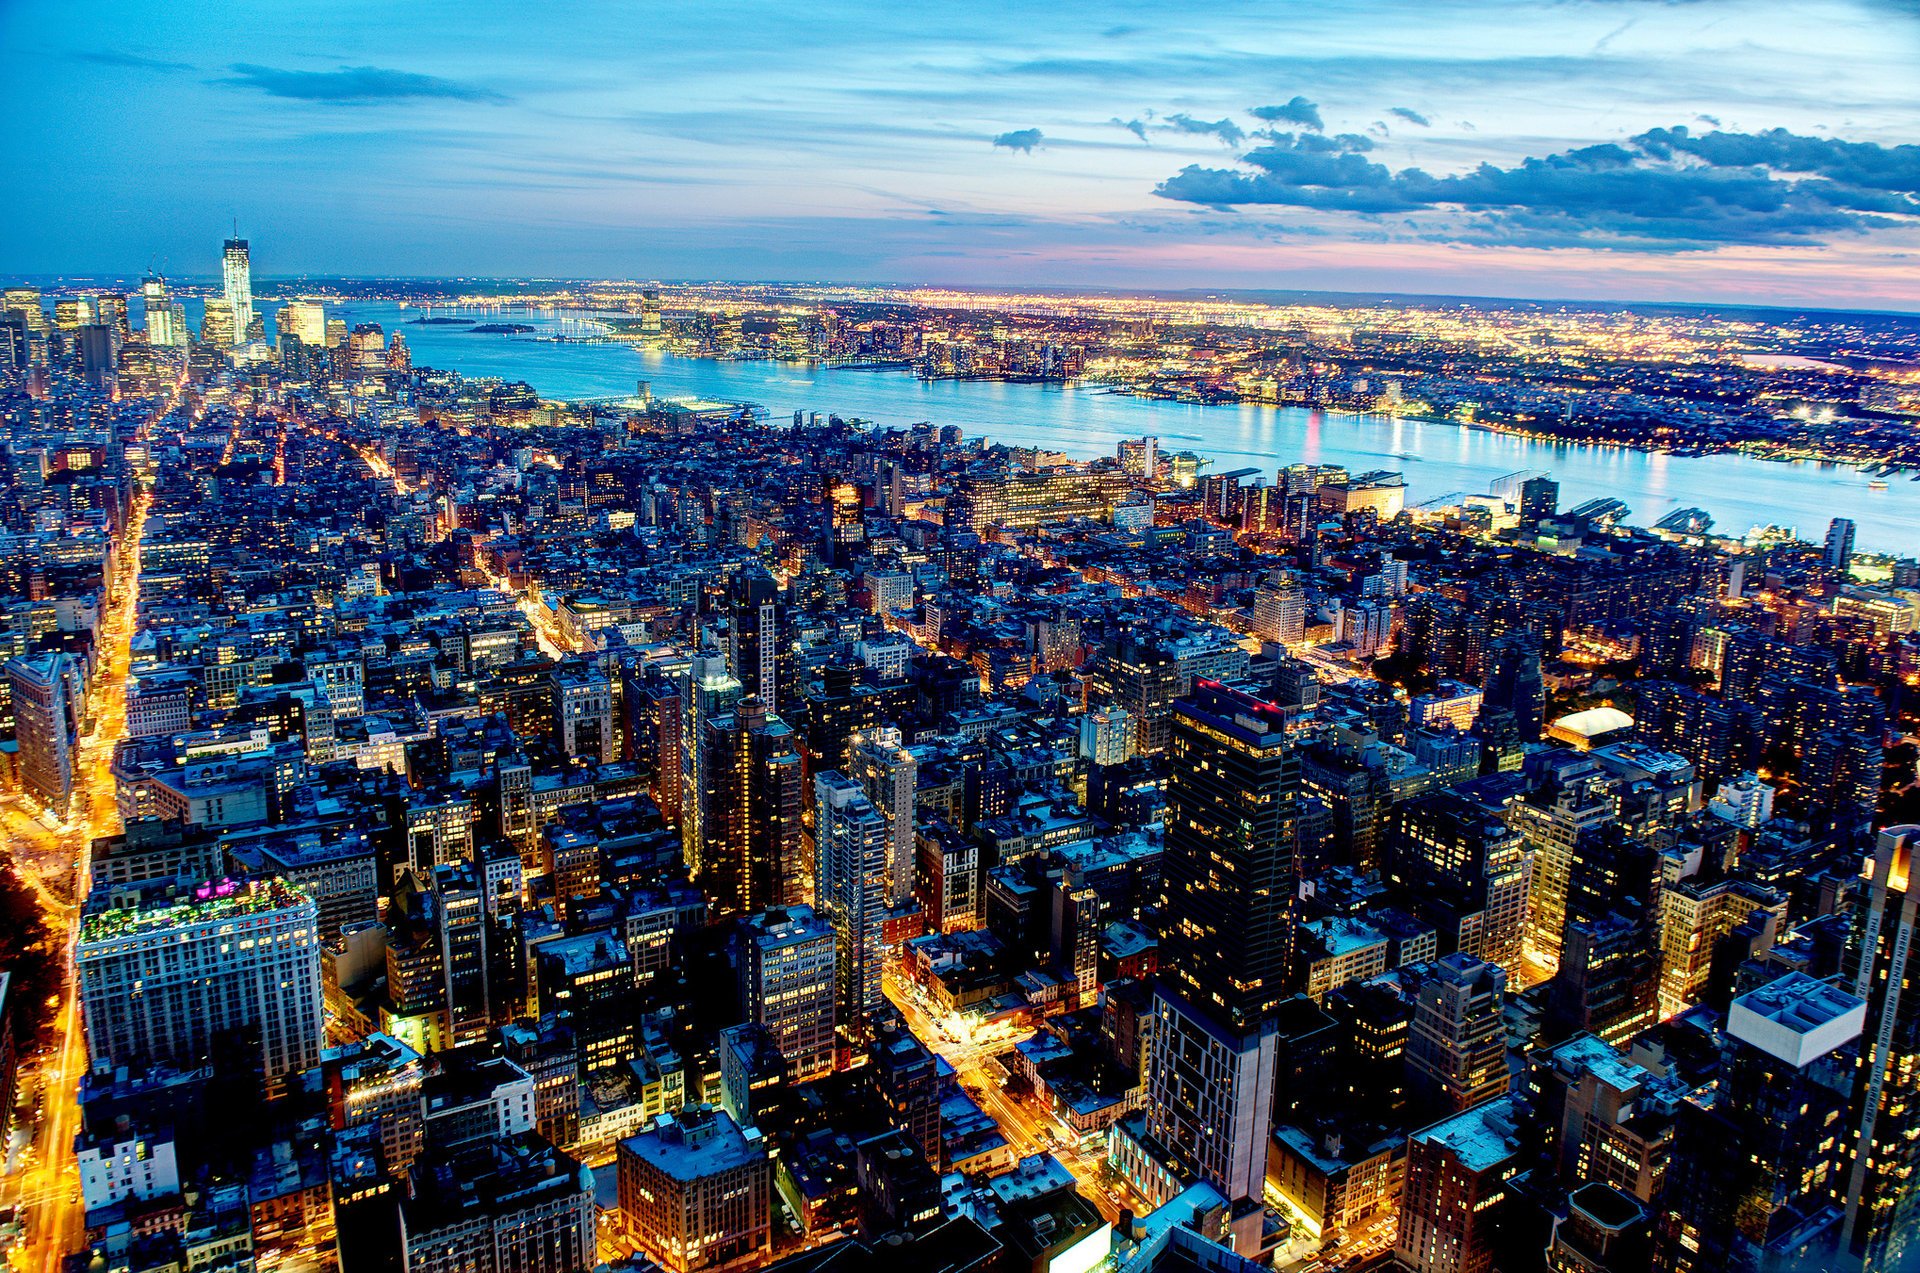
4, 3, 1920, 1270
5, 0, 1919, 309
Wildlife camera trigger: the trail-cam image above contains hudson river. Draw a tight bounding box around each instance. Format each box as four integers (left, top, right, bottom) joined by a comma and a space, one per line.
331, 303, 1918, 553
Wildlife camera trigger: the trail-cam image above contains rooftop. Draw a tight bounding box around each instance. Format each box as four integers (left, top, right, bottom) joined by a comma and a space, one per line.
1411, 1097, 1522, 1173
79, 877, 314, 946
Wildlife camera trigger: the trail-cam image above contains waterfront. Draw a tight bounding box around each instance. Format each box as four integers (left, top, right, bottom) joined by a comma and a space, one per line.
328, 302, 1919, 552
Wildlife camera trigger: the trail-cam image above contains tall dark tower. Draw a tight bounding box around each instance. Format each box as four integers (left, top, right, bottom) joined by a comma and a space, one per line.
1483, 629, 1546, 742
1519, 474, 1559, 524
728, 565, 781, 710
1839, 825, 1920, 1269
1147, 681, 1300, 1236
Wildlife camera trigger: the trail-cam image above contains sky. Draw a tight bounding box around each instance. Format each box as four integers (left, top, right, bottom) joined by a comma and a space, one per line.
4, 0, 1919, 308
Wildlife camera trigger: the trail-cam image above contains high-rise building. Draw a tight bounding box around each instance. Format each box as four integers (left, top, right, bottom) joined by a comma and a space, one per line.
727, 566, 781, 708
139, 275, 181, 347
815, 772, 890, 1038
282, 300, 327, 346
77, 877, 323, 1089
1079, 704, 1136, 767
200, 299, 235, 347
685, 652, 743, 875
867, 1017, 941, 1163
851, 726, 917, 907
323, 1032, 427, 1174
625, 666, 685, 826
1387, 789, 1532, 975
552, 665, 614, 763
739, 905, 836, 1081
1824, 517, 1857, 571
1839, 825, 1920, 1269
1252, 571, 1307, 645
7, 652, 80, 819
1656, 972, 1865, 1272
222, 236, 254, 345
536, 930, 637, 1075
1481, 630, 1546, 742
1147, 682, 1299, 1214
696, 696, 805, 915
1518, 474, 1559, 524
1514, 752, 1618, 972
400, 1134, 595, 1273
1393, 1097, 1523, 1273
1407, 953, 1508, 1117
618, 1107, 774, 1273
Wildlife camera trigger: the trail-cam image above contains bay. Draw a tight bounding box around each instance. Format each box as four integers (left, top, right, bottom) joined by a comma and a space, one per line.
325, 302, 1918, 553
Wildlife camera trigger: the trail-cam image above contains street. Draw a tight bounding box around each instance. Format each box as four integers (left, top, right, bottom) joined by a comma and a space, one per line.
881, 962, 1148, 1225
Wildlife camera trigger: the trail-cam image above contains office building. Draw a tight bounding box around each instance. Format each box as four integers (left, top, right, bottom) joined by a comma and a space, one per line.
815, 772, 891, 1038
77, 877, 323, 1088
8, 652, 81, 819
1407, 954, 1508, 1117
739, 905, 836, 1081
1393, 1097, 1522, 1273
1838, 826, 1920, 1269
221, 237, 254, 344
618, 1107, 774, 1273
1147, 682, 1298, 1214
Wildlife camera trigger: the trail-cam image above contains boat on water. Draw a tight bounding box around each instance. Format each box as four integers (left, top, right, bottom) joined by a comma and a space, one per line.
1869, 479, 1890, 491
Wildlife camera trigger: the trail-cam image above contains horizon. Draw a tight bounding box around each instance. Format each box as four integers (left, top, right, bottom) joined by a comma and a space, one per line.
12, 270, 1920, 322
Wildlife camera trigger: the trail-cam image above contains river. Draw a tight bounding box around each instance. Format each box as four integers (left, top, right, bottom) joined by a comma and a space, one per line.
315, 302, 1918, 553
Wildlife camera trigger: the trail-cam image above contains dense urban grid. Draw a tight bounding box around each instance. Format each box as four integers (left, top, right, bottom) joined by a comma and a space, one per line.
1, 241, 1919, 1273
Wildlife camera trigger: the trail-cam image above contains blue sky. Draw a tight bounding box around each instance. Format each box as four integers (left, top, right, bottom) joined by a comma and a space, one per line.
4, 0, 1918, 307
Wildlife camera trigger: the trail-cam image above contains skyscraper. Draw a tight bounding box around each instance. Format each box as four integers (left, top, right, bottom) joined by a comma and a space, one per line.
1518, 474, 1559, 524
1481, 629, 1546, 742
222, 236, 254, 346
727, 565, 781, 709
1656, 972, 1864, 1271
815, 771, 891, 1038
7, 653, 80, 820
1839, 825, 1920, 1269
1406, 953, 1508, 1117
739, 905, 836, 1081
1824, 517, 1857, 571
851, 726, 917, 907
1147, 681, 1299, 1222
77, 877, 324, 1090
696, 696, 805, 915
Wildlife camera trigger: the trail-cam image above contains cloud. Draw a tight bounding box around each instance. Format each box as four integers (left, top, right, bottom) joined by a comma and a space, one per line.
1111, 117, 1149, 142
1162, 113, 1245, 146
74, 50, 192, 72
1154, 125, 1920, 250
220, 63, 509, 104
1388, 107, 1431, 127
1249, 96, 1323, 132
992, 128, 1044, 152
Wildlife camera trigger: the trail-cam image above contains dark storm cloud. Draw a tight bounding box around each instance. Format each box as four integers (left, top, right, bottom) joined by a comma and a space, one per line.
1248, 96, 1324, 131
1162, 113, 1245, 145
220, 63, 510, 103
1155, 126, 1920, 250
